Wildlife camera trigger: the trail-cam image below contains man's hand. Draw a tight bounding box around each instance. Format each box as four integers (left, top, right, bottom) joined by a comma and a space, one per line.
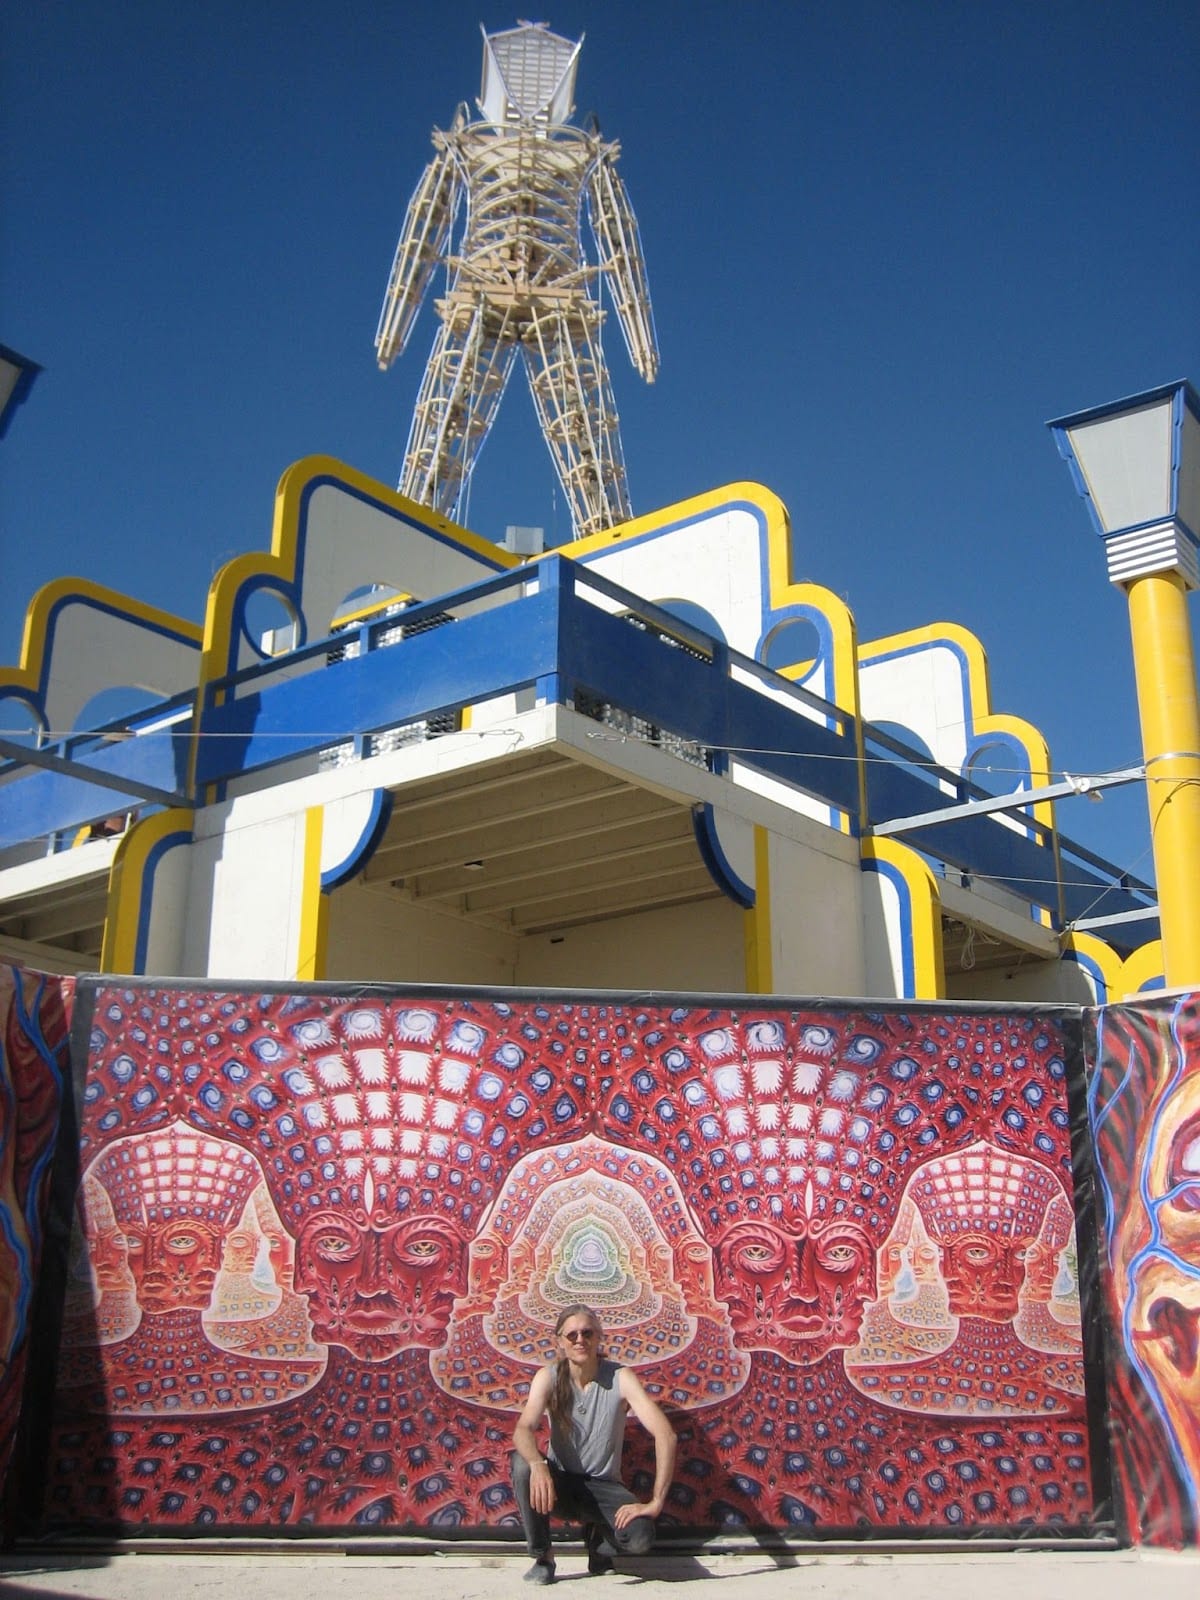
528, 1459, 557, 1515
612, 1497, 662, 1528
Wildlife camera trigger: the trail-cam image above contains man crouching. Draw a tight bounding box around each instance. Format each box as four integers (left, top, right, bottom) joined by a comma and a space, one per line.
511, 1304, 677, 1583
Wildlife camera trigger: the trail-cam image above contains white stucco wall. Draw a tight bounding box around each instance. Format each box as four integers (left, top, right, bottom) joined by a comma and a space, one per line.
325, 878, 519, 985
182, 813, 308, 979
515, 897, 746, 992
766, 832, 866, 997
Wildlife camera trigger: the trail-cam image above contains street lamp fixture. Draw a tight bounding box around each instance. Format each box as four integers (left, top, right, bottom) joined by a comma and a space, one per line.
1050, 380, 1200, 988
0, 343, 41, 440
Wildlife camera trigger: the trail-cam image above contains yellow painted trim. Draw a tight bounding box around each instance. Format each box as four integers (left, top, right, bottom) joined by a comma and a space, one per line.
1126, 572, 1200, 988
0, 576, 202, 715
296, 805, 328, 982
743, 825, 773, 994
195, 457, 524, 791
1116, 939, 1165, 999
199, 456, 519, 698
101, 808, 194, 974
858, 620, 1054, 833
1061, 931, 1124, 1002
861, 836, 946, 1000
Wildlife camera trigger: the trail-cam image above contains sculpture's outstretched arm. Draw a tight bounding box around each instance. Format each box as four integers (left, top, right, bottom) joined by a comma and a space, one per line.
587, 148, 659, 383
374, 135, 461, 370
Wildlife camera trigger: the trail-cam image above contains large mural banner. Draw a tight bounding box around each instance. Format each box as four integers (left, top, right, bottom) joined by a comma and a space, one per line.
1087, 994, 1200, 1547
0, 964, 72, 1523
33, 983, 1105, 1537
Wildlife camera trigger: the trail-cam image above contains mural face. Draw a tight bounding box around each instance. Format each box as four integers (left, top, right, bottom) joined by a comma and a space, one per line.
939, 1233, 1023, 1321
125, 1216, 223, 1312
1088, 995, 1200, 1547
294, 1210, 468, 1357
35, 984, 1096, 1538
713, 1215, 875, 1356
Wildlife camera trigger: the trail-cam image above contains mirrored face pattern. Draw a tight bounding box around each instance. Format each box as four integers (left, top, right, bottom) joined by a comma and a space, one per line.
294, 1211, 468, 1357
38, 984, 1094, 1537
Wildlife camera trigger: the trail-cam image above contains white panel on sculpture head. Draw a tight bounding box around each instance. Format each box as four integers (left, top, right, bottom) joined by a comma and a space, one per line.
1177, 404, 1200, 540
479, 22, 581, 124
1066, 398, 1174, 533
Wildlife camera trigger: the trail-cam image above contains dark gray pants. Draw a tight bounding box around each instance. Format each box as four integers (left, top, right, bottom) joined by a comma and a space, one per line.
511, 1453, 656, 1561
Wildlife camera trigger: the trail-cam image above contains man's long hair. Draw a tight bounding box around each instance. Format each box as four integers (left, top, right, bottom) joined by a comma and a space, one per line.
548, 1304, 603, 1428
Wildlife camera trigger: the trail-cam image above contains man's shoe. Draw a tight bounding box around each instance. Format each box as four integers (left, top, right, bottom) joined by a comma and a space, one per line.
584, 1524, 615, 1576
524, 1560, 556, 1585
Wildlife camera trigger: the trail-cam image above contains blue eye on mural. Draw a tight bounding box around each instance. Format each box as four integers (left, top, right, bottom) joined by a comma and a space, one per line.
199, 1085, 224, 1110
493, 1041, 525, 1069
98, 1110, 122, 1131
249, 1086, 277, 1109
251, 1037, 286, 1063
83, 1082, 102, 1103
506, 1094, 528, 1116
529, 1069, 552, 1093
476, 1074, 503, 1101
662, 1048, 688, 1071
632, 1070, 655, 1094
130, 1087, 157, 1110
230, 1108, 253, 1130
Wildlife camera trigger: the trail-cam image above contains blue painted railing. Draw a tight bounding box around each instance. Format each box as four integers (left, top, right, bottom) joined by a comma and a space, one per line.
0, 556, 1157, 946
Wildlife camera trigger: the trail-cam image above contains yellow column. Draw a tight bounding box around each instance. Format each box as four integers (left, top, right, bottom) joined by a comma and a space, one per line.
296, 805, 328, 981
1127, 571, 1200, 987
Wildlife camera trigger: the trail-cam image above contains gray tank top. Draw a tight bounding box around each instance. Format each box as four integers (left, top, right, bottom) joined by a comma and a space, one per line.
548, 1359, 626, 1479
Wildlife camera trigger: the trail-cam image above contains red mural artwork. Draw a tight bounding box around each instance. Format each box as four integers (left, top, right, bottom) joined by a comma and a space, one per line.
1087, 995, 1200, 1547
0, 964, 72, 1521
41, 986, 1097, 1536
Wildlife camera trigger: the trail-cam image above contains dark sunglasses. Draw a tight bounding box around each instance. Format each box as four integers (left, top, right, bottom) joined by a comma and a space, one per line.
562, 1328, 597, 1343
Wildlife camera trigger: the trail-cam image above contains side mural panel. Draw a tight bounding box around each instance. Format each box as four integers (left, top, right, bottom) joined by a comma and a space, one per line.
38, 984, 1102, 1536
1087, 995, 1200, 1547
0, 964, 72, 1524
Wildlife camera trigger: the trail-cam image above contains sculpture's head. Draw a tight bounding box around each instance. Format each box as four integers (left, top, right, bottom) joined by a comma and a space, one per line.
478, 21, 581, 127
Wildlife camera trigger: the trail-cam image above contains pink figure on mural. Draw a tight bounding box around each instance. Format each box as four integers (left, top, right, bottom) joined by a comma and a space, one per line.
61, 1175, 140, 1346
55, 1123, 325, 1415
612, 1008, 1095, 1529
844, 1141, 1085, 1415
432, 1133, 746, 1416
1014, 1192, 1081, 1355
45, 996, 552, 1529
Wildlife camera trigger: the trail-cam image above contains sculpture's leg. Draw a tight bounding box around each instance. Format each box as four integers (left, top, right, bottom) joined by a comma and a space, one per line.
521, 305, 632, 540
400, 298, 518, 524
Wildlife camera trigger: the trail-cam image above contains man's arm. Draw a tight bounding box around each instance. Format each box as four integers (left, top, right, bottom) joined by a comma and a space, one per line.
513, 1365, 557, 1516
614, 1367, 676, 1526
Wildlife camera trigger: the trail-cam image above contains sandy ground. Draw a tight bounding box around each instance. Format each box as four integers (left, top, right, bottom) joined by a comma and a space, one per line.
2, 1543, 1199, 1600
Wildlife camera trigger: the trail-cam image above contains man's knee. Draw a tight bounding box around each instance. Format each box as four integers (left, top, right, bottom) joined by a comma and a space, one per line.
620, 1515, 655, 1556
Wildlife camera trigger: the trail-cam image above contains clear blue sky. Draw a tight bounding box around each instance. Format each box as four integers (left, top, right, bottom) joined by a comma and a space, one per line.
4, 1, 1199, 883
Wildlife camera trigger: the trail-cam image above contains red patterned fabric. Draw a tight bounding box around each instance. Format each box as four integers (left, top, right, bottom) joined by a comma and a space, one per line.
42, 987, 1095, 1535
1086, 995, 1200, 1547
0, 965, 73, 1526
